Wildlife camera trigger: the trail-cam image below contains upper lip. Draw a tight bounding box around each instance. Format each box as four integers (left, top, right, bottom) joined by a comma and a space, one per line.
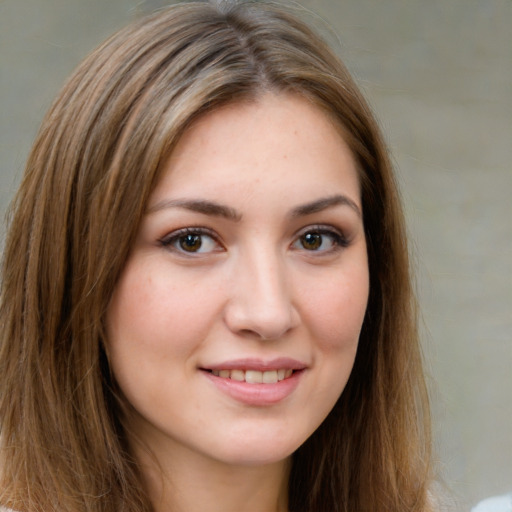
202, 357, 307, 372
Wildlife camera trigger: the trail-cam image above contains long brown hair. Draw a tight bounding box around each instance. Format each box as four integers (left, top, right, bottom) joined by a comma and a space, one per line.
0, 1, 432, 511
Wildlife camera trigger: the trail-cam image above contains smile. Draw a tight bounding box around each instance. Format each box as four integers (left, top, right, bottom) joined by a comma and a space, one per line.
202, 358, 306, 405
209, 369, 294, 384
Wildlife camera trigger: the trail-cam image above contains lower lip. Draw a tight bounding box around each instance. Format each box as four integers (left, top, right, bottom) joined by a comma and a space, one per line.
203, 370, 303, 406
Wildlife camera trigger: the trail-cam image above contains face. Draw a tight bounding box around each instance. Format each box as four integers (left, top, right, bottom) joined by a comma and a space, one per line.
106, 93, 369, 470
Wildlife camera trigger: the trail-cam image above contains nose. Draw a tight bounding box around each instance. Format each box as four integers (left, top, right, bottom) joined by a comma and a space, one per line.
223, 248, 300, 340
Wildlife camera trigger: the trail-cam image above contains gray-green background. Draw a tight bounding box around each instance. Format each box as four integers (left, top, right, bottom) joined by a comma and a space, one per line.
1, 1, 510, 510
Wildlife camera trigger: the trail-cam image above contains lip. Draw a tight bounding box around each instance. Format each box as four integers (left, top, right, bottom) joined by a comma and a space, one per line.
204, 357, 307, 372
201, 358, 307, 406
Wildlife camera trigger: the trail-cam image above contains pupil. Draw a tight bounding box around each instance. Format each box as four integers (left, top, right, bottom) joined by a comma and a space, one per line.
180, 234, 201, 252
302, 232, 321, 250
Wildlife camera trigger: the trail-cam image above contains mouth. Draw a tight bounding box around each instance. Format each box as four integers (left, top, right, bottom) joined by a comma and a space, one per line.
201, 362, 305, 405
205, 368, 295, 384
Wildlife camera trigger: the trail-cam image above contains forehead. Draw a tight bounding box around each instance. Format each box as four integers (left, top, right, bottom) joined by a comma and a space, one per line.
150, 93, 361, 210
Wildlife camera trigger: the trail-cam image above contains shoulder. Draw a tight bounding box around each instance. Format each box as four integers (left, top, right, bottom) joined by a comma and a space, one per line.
472, 493, 512, 512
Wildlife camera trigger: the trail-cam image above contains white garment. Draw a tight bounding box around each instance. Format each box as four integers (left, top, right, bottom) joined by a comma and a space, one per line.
472, 493, 512, 512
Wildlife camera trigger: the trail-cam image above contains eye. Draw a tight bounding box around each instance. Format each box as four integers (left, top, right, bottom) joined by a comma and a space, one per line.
160, 228, 223, 255
292, 226, 347, 253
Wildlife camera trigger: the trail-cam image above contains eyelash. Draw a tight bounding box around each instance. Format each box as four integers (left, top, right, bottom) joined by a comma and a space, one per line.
292, 225, 349, 253
158, 225, 348, 256
159, 227, 223, 255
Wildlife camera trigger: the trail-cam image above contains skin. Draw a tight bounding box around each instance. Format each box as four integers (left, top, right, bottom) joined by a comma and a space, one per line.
106, 93, 369, 512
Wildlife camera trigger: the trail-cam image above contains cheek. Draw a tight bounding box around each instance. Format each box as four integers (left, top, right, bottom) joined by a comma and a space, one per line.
106, 260, 223, 362
301, 264, 369, 353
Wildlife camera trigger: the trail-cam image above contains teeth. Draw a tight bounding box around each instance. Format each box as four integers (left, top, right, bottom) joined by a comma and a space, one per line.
245, 370, 263, 384
231, 369, 245, 381
210, 369, 294, 383
262, 370, 278, 384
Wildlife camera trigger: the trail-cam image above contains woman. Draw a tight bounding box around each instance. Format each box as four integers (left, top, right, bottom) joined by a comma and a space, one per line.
0, 1, 433, 511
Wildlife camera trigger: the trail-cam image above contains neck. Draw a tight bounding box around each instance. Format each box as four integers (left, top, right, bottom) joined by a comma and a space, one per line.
134, 437, 290, 512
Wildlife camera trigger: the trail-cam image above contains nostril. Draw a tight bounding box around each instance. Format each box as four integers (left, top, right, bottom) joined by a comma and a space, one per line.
223, 277, 300, 340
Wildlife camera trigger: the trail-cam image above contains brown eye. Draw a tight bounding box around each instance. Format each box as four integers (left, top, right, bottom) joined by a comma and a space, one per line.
160, 229, 222, 255
300, 232, 322, 250
179, 234, 203, 252
292, 227, 347, 253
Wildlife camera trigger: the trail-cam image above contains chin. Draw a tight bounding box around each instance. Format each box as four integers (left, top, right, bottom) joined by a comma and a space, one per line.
207, 430, 306, 467
217, 449, 293, 468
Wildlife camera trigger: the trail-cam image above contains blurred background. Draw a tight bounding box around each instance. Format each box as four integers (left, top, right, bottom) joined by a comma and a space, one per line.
1, 0, 510, 509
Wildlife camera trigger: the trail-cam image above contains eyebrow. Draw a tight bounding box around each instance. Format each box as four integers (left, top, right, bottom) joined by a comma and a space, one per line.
290, 194, 362, 218
147, 199, 242, 222
147, 194, 361, 221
